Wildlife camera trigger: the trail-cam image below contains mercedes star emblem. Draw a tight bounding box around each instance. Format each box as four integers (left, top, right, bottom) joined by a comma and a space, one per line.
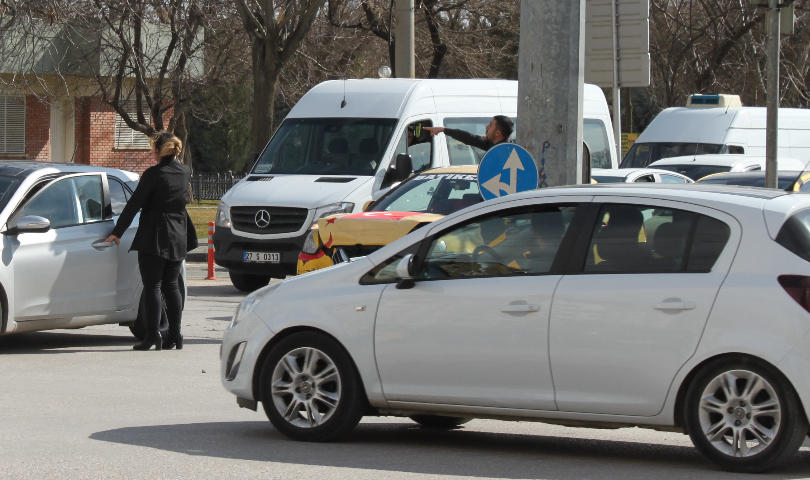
254, 209, 271, 228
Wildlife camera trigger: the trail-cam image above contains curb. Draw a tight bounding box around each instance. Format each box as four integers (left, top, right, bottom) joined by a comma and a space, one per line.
186, 245, 208, 263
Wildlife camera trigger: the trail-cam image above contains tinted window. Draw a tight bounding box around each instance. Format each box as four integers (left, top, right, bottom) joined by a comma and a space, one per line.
583, 119, 612, 169
584, 204, 729, 273
653, 164, 732, 181
418, 205, 578, 279
776, 208, 810, 263
621, 142, 723, 168
592, 175, 626, 183
372, 173, 481, 215
109, 178, 128, 215
253, 118, 397, 176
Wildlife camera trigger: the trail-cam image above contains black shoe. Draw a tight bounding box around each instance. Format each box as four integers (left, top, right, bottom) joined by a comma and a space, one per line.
133, 332, 163, 351
162, 332, 183, 350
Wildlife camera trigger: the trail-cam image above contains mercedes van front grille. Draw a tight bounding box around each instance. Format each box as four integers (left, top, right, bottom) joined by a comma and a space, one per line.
231, 206, 309, 234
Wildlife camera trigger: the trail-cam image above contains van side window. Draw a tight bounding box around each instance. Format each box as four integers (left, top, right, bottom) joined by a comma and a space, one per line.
393, 121, 434, 174
583, 119, 612, 168
726, 145, 745, 154
444, 117, 517, 166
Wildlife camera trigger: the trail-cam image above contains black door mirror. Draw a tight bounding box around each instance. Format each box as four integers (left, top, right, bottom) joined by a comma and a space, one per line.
395, 154, 413, 182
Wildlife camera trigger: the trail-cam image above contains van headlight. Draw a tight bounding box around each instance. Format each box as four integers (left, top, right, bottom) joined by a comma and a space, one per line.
216, 202, 231, 228
301, 229, 322, 255
311, 202, 354, 227
231, 282, 281, 327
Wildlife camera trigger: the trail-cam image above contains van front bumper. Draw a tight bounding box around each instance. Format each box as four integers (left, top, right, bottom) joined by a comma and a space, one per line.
213, 227, 308, 278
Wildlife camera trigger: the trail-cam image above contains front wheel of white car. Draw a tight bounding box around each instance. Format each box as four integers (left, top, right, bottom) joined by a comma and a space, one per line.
685, 357, 808, 473
260, 332, 366, 442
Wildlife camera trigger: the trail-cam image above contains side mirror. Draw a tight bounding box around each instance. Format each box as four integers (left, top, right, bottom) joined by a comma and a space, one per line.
362, 200, 374, 212
395, 253, 415, 289
395, 153, 413, 182
5, 215, 51, 235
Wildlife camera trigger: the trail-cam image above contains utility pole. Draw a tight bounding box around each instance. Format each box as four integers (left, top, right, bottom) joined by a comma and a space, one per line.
611, 0, 622, 164
394, 0, 415, 78
517, 0, 586, 187
765, 0, 781, 189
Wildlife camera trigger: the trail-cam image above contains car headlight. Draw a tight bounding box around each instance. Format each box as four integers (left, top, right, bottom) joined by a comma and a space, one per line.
231, 282, 281, 327
311, 202, 354, 227
216, 202, 231, 228
301, 228, 322, 255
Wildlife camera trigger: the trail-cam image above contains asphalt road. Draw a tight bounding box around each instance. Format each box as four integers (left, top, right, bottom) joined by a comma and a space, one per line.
2, 262, 810, 479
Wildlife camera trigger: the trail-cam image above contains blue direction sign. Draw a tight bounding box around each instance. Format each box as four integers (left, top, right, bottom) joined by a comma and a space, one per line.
477, 143, 539, 201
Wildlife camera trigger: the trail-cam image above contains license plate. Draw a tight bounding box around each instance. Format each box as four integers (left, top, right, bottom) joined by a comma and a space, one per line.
243, 251, 280, 263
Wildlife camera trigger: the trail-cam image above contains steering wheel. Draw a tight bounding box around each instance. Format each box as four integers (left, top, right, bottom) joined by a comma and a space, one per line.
472, 245, 505, 265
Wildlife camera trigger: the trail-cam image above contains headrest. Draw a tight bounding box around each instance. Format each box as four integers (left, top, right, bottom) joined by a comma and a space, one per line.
358, 138, 379, 154
654, 222, 685, 259
328, 138, 349, 154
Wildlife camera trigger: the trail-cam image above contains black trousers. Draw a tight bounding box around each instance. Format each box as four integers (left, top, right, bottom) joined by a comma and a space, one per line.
138, 252, 183, 334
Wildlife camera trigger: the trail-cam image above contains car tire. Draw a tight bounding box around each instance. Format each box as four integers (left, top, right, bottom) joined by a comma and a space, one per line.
230, 272, 271, 292
409, 415, 472, 429
259, 332, 366, 442
129, 277, 185, 340
684, 357, 808, 473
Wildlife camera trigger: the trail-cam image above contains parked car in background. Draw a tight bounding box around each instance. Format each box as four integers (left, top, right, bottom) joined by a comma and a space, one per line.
591, 168, 694, 184
697, 171, 810, 191
621, 93, 810, 168
0, 162, 185, 339
649, 154, 806, 181
297, 165, 482, 274
223, 183, 810, 473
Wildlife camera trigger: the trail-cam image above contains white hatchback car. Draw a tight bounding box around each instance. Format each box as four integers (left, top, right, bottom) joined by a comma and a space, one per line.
649, 154, 807, 181
222, 183, 810, 473
0, 162, 185, 339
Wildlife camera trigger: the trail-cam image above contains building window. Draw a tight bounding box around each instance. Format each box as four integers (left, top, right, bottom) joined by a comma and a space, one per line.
0, 95, 25, 154
114, 102, 151, 149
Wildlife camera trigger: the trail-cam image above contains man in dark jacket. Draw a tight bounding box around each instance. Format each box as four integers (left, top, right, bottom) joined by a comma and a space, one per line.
424, 115, 514, 152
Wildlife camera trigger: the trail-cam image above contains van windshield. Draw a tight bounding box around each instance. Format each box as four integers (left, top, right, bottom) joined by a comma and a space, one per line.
253, 118, 397, 176
621, 142, 723, 168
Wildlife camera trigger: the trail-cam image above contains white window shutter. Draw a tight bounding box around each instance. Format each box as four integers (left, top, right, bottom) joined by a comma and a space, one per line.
0, 96, 26, 154
114, 101, 151, 148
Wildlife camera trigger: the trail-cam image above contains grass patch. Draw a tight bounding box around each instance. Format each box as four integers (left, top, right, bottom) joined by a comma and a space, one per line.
187, 206, 217, 240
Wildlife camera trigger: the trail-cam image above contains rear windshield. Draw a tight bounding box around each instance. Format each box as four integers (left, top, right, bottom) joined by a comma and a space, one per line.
253, 118, 397, 176
776, 208, 810, 263
372, 173, 482, 215
653, 164, 731, 181
592, 175, 626, 183
621, 142, 723, 168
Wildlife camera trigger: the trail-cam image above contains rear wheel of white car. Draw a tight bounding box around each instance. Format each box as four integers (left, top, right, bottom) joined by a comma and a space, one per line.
685, 357, 807, 473
260, 332, 365, 442
410, 415, 472, 429
230, 273, 271, 292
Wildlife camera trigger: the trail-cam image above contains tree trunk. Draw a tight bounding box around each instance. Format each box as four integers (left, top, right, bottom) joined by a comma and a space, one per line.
251, 38, 280, 153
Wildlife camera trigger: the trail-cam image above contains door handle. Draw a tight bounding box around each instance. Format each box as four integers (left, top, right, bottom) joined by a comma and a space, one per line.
654, 301, 696, 311
500, 303, 541, 313
92, 240, 116, 250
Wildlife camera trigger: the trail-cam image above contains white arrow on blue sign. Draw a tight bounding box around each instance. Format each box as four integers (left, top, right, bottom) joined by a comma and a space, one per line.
477, 143, 539, 201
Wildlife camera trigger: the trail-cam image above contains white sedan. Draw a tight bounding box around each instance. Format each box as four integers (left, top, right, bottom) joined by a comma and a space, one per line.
222, 183, 810, 473
0, 162, 185, 339
591, 168, 694, 184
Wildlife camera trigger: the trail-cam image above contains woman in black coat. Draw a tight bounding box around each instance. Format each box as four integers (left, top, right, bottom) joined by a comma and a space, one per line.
105, 132, 192, 351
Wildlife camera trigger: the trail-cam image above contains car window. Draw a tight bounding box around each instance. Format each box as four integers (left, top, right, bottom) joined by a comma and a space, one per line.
392, 121, 434, 174
23, 178, 81, 228
443, 117, 517, 166
653, 164, 732, 181
73, 175, 104, 222
372, 172, 482, 214
109, 178, 128, 215
634, 175, 654, 183
360, 243, 420, 284
583, 119, 612, 169
660, 174, 687, 184
417, 205, 578, 280
584, 204, 730, 273
621, 142, 724, 168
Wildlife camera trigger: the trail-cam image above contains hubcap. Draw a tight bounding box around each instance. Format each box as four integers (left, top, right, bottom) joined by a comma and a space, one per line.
698, 369, 781, 457
271, 347, 341, 428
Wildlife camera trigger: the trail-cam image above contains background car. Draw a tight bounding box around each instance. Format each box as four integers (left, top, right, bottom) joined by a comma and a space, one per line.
297, 165, 482, 274
649, 154, 806, 181
0, 162, 186, 339
591, 168, 694, 184
224, 183, 810, 473
697, 170, 810, 192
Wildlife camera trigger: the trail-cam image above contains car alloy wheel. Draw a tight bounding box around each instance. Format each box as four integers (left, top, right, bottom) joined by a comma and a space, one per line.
270, 346, 341, 428
697, 369, 780, 458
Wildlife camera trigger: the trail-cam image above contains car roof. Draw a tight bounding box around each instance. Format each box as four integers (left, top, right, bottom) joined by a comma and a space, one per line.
420, 165, 479, 175
0, 161, 139, 182
591, 168, 683, 178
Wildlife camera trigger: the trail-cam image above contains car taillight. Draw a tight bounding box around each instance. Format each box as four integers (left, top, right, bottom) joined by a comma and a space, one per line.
778, 275, 810, 313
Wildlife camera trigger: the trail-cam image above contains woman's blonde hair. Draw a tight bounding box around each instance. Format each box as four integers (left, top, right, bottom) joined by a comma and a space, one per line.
151, 131, 183, 158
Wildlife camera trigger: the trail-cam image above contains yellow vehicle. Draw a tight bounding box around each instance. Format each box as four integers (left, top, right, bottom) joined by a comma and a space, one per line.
297, 166, 482, 274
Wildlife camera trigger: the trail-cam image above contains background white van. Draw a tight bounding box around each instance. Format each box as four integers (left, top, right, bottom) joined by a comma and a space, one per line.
621, 94, 810, 169
213, 79, 616, 291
